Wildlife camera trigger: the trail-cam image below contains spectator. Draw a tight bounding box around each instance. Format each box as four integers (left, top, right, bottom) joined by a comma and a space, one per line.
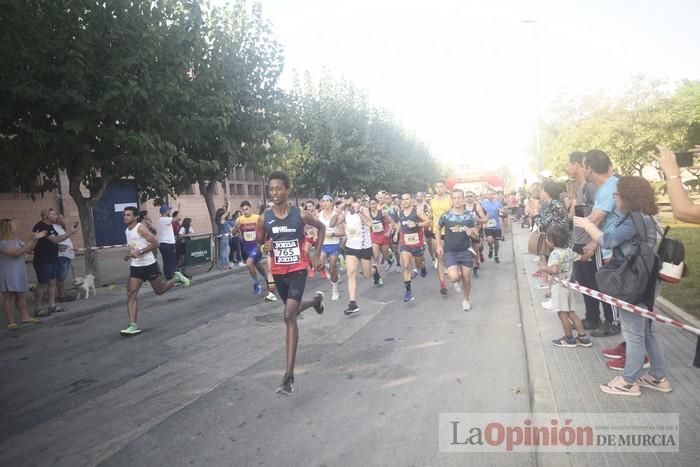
575, 176, 671, 396
157, 204, 181, 280
32, 208, 78, 316
176, 218, 194, 270
535, 181, 568, 233
1, 219, 47, 329
138, 210, 157, 235
654, 145, 700, 223
53, 214, 76, 302
215, 203, 231, 270
224, 213, 236, 268
171, 211, 181, 239
229, 210, 243, 265
582, 149, 621, 337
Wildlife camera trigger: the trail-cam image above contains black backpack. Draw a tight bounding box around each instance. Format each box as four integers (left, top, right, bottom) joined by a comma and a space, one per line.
595, 211, 660, 306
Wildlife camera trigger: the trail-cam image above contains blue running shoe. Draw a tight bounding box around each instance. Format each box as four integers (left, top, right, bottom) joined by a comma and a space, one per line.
254, 282, 262, 295
403, 291, 415, 303
420, 267, 427, 278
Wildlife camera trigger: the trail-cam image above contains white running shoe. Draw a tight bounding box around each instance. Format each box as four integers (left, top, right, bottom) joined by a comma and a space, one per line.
462, 300, 472, 311
535, 284, 550, 290
541, 300, 553, 310
331, 283, 339, 301
394, 264, 401, 273
453, 281, 462, 293
468, 247, 477, 257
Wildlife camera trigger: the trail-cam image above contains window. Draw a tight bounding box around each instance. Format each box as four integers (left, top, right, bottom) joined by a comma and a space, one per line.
183, 184, 196, 195
247, 184, 255, 196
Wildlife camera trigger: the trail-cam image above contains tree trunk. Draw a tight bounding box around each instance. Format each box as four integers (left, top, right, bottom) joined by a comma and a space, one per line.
68, 174, 101, 283
199, 181, 218, 235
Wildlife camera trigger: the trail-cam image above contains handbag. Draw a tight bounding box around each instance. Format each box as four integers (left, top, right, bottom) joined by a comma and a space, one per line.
527, 230, 551, 257
656, 225, 688, 283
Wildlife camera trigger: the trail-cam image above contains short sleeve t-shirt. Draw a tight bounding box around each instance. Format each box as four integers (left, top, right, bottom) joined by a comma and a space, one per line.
430, 196, 451, 232
158, 217, 176, 244
438, 210, 477, 252
32, 221, 59, 263
547, 247, 581, 281
572, 181, 598, 245
593, 176, 619, 234
480, 200, 503, 230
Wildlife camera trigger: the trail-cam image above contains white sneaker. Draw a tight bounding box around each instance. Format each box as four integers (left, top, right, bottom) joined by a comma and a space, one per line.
394, 264, 401, 273
432, 257, 438, 269
535, 284, 550, 290
238, 261, 245, 267
331, 283, 339, 301
383, 262, 392, 272
462, 300, 472, 311
541, 300, 552, 310
453, 281, 462, 293
468, 247, 477, 257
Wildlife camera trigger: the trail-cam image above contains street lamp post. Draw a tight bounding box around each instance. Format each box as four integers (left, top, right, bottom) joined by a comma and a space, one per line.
522, 18, 542, 179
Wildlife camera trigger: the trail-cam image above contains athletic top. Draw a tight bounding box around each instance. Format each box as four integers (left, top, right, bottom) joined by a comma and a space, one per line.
438, 210, 478, 253
430, 195, 451, 232
481, 199, 503, 230
399, 207, 425, 248
319, 211, 339, 245
126, 223, 156, 267
238, 214, 259, 247
345, 211, 372, 250
263, 206, 308, 275
370, 209, 388, 236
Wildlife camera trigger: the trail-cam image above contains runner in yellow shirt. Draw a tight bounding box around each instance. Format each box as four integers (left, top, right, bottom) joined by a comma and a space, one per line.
430, 180, 452, 296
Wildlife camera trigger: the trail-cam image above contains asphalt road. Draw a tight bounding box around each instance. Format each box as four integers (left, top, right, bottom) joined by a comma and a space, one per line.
1, 241, 536, 466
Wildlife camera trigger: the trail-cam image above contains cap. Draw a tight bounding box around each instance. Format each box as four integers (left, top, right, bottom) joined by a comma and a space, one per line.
159, 205, 172, 214
321, 194, 334, 202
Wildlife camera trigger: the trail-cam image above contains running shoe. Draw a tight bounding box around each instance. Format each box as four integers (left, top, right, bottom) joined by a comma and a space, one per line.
120, 323, 141, 336
607, 356, 650, 371
541, 300, 553, 310
473, 268, 479, 278
264, 292, 277, 302
420, 267, 427, 278
535, 284, 550, 290
238, 261, 245, 267
331, 283, 339, 301
253, 282, 262, 295
403, 291, 415, 302
376, 277, 384, 286
411, 269, 418, 279
462, 300, 472, 311
394, 264, 402, 273
479, 252, 485, 263
432, 257, 438, 269
468, 247, 477, 257
453, 281, 462, 293
637, 375, 672, 393
488, 249, 493, 259
174, 271, 190, 287
494, 256, 500, 264
313, 291, 325, 314
602, 343, 626, 359
321, 269, 327, 280
383, 262, 392, 272
308, 267, 315, 279
338, 255, 346, 270
276, 373, 294, 395
552, 335, 577, 348
344, 302, 360, 315
600, 376, 640, 396
576, 336, 593, 348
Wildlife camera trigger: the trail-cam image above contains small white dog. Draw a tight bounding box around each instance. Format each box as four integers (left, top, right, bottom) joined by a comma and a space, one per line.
73, 274, 96, 299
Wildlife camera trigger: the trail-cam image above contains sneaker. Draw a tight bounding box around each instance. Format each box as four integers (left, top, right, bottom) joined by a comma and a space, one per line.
174, 271, 190, 287
453, 281, 462, 293
253, 282, 262, 295
473, 268, 479, 278
488, 249, 493, 259
583, 319, 601, 330
432, 257, 438, 269
411, 269, 418, 279
7, 323, 18, 331
308, 268, 315, 279
576, 336, 593, 348
535, 283, 550, 290
321, 269, 327, 280
238, 261, 245, 267
275, 373, 294, 395
552, 335, 577, 348
331, 283, 339, 301
34, 309, 49, 317
607, 355, 650, 371
376, 277, 384, 286
338, 256, 346, 270
602, 343, 626, 359
383, 262, 392, 272
600, 376, 640, 396
637, 375, 673, 393
532, 271, 543, 277
591, 322, 621, 338
541, 300, 552, 310
462, 300, 471, 311
47, 306, 64, 313
494, 256, 500, 264
344, 301, 360, 315
120, 323, 141, 336
420, 267, 427, 278
264, 292, 278, 302
468, 247, 477, 257
313, 291, 325, 314
403, 291, 415, 303
394, 264, 401, 274
479, 253, 485, 263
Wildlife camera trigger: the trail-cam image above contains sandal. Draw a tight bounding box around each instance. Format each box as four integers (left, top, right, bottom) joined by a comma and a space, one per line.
48, 306, 65, 313
7, 323, 18, 331
21, 318, 40, 325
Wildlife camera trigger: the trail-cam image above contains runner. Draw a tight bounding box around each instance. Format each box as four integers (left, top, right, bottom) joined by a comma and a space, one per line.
481, 189, 504, 263
369, 197, 391, 286
120, 206, 190, 336
319, 194, 342, 300
384, 193, 402, 273
397, 192, 431, 302
430, 180, 452, 295
303, 200, 319, 279
436, 189, 479, 311
416, 191, 436, 269
337, 194, 374, 314
257, 171, 326, 395
232, 200, 277, 302
463, 190, 487, 278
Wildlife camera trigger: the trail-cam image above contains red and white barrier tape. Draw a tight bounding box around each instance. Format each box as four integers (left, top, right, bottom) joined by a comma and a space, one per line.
75, 244, 128, 252
553, 278, 700, 337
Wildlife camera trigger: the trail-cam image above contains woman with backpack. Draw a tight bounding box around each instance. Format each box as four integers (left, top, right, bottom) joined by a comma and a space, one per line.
575, 176, 671, 397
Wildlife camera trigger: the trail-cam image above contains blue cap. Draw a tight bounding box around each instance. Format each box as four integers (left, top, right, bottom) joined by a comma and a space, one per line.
159, 205, 172, 214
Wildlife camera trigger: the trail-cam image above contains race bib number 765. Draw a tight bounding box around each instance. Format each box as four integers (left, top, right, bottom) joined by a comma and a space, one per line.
273, 239, 301, 264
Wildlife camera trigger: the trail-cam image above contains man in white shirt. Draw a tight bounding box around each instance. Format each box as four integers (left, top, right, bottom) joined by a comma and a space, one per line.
53, 214, 76, 302
157, 204, 181, 280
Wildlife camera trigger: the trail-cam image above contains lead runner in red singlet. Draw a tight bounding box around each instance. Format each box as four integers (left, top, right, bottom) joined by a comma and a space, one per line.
257, 171, 326, 395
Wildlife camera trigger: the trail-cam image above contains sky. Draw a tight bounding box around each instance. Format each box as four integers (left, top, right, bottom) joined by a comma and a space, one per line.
222, 0, 700, 179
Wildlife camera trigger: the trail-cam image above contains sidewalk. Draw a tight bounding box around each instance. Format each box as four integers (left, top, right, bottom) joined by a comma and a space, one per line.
513, 225, 700, 467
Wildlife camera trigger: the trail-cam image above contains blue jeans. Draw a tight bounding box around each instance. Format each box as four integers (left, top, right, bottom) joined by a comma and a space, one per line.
218, 238, 230, 268
620, 304, 668, 383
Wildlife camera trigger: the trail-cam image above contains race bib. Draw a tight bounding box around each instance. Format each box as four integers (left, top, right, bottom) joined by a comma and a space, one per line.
347, 227, 360, 240
243, 230, 256, 242
273, 239, 301, 264
371, 222, 384, 233
404, 232, 420, 246
486, 218, 498, 228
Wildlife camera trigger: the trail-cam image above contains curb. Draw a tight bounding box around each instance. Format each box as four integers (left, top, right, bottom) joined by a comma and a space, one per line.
656, 296, 700, 330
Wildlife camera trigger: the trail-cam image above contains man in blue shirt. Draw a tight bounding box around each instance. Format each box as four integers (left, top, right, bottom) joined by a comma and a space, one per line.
480, 189, 504, 263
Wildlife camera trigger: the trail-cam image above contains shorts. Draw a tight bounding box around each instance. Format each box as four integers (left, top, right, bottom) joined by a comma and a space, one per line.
33, 260, 58, 284
129, 262, 161, 282
399, 245, 425, 257
484, 228, 502, 239
273, 270, 307, 303
550, 283, 574, 312
242, 245, 262, 264
445, 250, 474, 269
322, 243, 342, 257
371, 233, 389, 246
55, 257, 72, 282
344, 246, 372, 261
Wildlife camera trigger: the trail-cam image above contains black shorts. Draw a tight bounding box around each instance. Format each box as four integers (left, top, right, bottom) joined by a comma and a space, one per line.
343, 246, 372, 261
130, 262, 161, 281
273, 270, 307, 303
484, 228, 502, 239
